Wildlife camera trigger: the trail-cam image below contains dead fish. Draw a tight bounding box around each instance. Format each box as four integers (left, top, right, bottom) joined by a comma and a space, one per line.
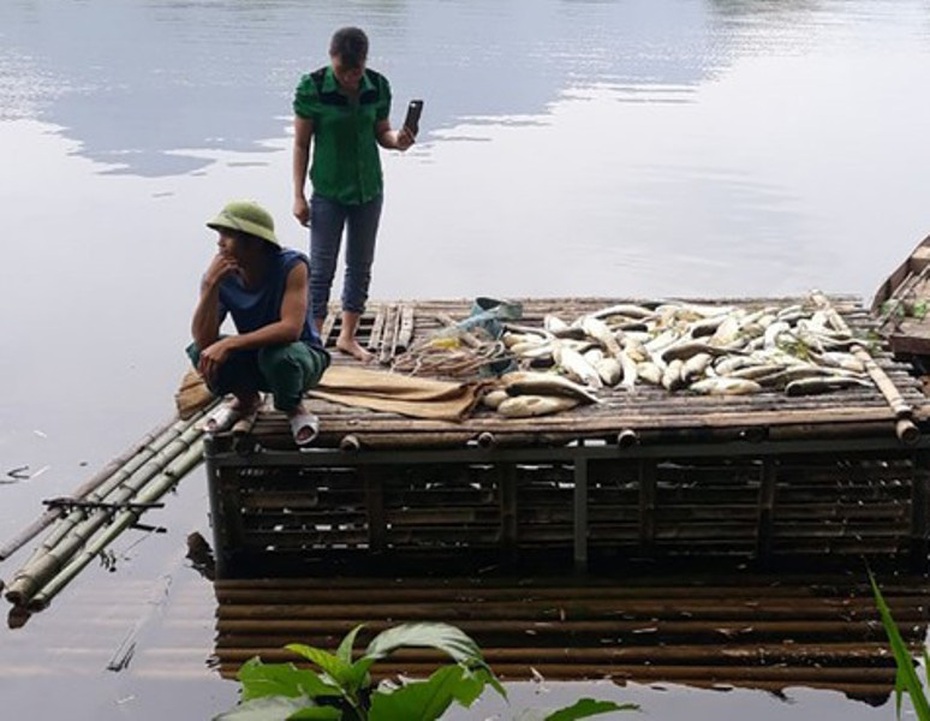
661, 358, 686, 391
636, 361, 664, 386
644, 328, 681, 354
708, 314, 744, 347
785, 377, 872, 396
616, 349, 639, 392
662, 301, 738, 318
503, 371, 602, 404
728, 363, 789, 381
661, 340, 740, 363
689, 377, 763, 395
581, 315, 624, 358
593, 356, 623, 387
682, 352, 713, 382
763, 320, 792, 349
752, 365, 846, 389
688, 314, 731, 338
636, 361, 662, 386
553, 343, 603, 389
590, 303, 657, 320
543, 314, 571, 333
502, 331, 546, 349
481, 388, 510, 409
620, 335, 649, 363
811, 351, 866, 373
511, 340, 557, 359
497, 394, 581, 418
714, 355, 759, 375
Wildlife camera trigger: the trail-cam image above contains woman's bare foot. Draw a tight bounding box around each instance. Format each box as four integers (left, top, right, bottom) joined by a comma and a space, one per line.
335, 335, 374, 362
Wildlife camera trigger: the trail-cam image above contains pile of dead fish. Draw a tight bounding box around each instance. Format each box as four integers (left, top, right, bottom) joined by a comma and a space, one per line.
482, 297, 874, 418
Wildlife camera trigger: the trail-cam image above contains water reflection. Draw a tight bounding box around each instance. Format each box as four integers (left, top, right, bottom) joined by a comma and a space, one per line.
0, 0, 758, 178
210, 570, 929, 710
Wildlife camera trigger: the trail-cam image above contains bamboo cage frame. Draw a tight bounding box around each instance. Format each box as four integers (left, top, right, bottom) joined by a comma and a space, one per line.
202, 294, 930, 579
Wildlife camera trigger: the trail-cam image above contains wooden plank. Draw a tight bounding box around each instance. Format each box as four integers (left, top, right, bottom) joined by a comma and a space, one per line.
367, 304, 386, 352
395, 303, 415, 353
377, 304, 396, 366
320, 310, 338, 348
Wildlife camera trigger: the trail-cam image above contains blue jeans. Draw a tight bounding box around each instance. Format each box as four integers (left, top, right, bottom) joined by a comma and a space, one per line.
309, 192, 383, 320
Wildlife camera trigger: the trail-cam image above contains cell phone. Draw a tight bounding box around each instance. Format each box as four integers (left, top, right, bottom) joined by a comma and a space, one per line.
403, 99, 424, 137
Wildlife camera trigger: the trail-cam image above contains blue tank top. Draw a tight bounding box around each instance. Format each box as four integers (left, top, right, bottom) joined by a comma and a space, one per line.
217, 248, 324, 349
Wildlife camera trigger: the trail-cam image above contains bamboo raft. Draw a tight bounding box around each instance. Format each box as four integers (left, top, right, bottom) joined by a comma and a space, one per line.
205, 294, 930, 578
211, 571, 929, 706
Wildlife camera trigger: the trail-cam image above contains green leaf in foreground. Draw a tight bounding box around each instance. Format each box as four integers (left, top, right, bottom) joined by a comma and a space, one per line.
369, 664, 466, 721
286, 643, 353, 686
869, 571, 930, 720
212, 695, 340, 721
237, 658, 340, 702
544, 698, 638, 721
365, 622, 482, 664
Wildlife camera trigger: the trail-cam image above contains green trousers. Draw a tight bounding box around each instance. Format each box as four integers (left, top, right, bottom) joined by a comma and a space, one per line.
186, 340, 330, 413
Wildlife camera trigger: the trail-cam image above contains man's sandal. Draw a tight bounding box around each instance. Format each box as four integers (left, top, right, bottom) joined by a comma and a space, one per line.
202, 404, 243, 434
289, 412, 320, 448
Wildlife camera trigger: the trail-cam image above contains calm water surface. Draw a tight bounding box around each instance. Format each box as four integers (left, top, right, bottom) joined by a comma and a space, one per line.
2, 1, 930, 718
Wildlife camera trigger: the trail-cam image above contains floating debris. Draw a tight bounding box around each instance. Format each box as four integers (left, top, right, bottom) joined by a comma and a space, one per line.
5, 466, 30, 482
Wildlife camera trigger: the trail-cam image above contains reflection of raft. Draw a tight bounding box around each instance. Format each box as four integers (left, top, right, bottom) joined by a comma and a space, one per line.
205, 294, 930, 578
871, 231, 930, 357
211, 571, 930, 706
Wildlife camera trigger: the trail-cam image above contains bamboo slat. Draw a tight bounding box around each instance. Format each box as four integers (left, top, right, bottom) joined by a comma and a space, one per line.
378, 304, 396, 365
366, 304, 386, 353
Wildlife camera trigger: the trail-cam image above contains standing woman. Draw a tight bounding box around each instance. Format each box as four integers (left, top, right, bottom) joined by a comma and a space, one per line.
292, 26, 414, 362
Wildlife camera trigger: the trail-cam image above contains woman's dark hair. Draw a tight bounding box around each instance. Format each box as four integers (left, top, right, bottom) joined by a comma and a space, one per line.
330, 27, 368, 69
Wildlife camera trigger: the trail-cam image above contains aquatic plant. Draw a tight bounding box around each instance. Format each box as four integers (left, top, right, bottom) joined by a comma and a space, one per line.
869, 571, 930, 720
213, 621, 636, 720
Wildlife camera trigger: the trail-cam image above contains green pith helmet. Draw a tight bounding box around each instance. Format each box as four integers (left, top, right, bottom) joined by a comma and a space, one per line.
206, 200, 280, 247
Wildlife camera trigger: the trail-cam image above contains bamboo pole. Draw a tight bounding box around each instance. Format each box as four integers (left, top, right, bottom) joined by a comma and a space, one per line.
25, 442, 205, 611
0, 411, 206, 561
810, 292, 916, 434
4, 417, 207, 606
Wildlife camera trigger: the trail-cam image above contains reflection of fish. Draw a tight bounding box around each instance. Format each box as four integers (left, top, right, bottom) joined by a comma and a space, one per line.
497, 395, 580, 418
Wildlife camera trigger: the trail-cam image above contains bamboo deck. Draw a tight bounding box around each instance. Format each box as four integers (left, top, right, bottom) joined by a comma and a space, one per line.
211, 571, 930, 706
204, 295, 930, 578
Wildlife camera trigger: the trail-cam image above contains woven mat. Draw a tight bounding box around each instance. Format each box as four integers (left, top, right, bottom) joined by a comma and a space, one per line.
309, 365, 487, 422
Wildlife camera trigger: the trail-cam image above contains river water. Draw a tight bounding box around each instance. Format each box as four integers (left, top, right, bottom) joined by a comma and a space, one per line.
1, 0, 930, 718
